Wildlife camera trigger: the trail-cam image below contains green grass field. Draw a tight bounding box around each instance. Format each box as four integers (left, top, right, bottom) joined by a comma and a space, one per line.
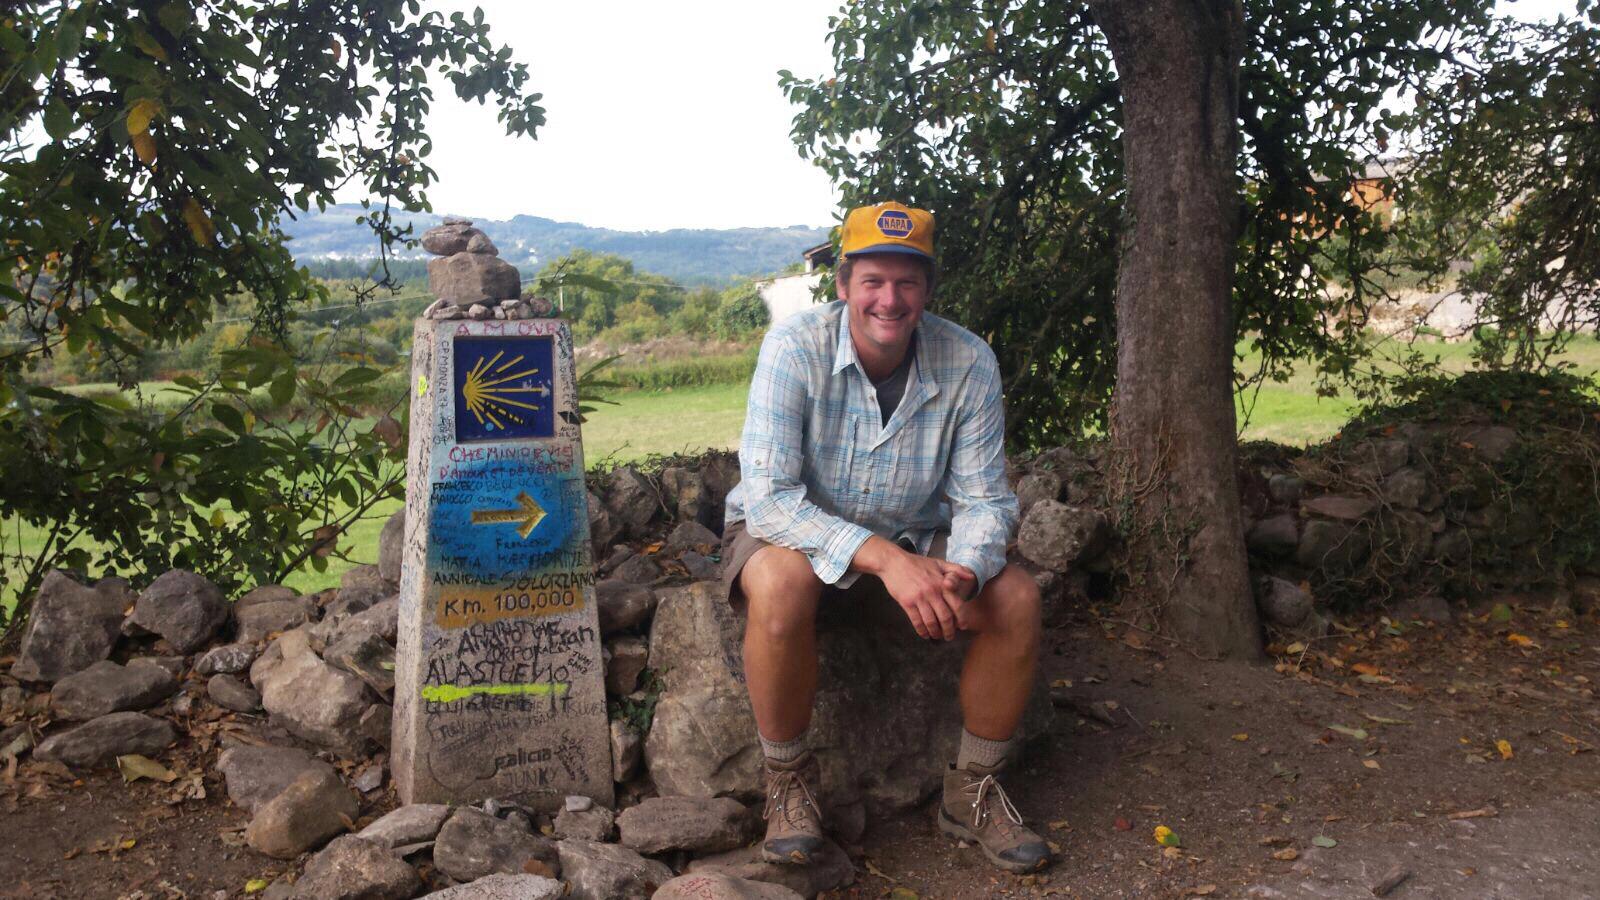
8, 335, 1598, 606
1235, 334, 1600, 444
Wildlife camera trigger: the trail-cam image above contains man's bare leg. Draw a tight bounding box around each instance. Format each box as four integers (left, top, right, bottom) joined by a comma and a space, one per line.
955, 564, 1042, 740
941, 563, 1051, 873
740, 544, 827, 864
740, 545, 824, 740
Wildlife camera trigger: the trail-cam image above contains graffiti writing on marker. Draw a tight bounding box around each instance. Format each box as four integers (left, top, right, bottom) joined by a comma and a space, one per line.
419, 681, 570, 703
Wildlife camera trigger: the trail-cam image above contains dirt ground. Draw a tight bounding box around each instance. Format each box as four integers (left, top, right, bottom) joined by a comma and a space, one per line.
3, 594, 1595, 900
857, 596, 1600, 899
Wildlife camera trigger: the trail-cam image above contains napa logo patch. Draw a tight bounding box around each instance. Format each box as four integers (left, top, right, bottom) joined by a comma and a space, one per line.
876, 210, 915, 238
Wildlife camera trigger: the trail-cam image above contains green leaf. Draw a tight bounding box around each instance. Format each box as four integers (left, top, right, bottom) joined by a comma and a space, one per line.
44, 98, 73, 139
333, 366, 382, 388
268, 373, 296, 407
1311, 835, 1338, 848
211, 403, 246, 434
56, 13, 86, 60
157, 2, 193, 37
1328, 725, 1369, 740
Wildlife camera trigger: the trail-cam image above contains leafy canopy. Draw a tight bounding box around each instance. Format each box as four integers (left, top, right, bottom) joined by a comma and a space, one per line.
0, 0, 542, 621
782, 0, 1495, 449
1398, 2, 1600, 369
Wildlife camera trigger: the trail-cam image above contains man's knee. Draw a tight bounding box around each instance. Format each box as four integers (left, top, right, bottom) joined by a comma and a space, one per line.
741, 545, 822, 641
972, 565, 1042, 637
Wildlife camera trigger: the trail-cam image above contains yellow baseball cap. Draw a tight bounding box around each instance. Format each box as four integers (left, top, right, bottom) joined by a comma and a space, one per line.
840, 201, 935, 260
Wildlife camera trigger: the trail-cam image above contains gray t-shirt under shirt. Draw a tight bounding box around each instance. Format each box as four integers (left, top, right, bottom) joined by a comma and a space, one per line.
872, 343, 915, 426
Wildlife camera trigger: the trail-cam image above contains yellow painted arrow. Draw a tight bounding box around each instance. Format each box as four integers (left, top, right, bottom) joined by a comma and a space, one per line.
470, 491, 546, 539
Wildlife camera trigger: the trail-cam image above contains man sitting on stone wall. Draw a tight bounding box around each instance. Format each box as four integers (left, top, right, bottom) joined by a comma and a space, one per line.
721, 201, 1050, 873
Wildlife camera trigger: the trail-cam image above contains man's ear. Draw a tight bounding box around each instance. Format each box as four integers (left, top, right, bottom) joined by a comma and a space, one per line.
834, 277, 848, 302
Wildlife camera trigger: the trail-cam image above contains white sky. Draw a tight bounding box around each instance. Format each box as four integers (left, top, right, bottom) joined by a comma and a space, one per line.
397, 0, 845, 231
387, 0, 1580, 232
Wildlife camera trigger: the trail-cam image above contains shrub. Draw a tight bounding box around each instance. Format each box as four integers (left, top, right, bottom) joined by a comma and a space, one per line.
715, 287, 768, 339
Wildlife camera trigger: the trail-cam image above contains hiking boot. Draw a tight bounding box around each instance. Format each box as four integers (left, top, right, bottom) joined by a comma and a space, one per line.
937, 760, 1052, 873
761, 751, 825, 864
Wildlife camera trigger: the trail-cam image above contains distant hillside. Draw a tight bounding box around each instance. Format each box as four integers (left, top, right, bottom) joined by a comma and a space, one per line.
281, 205, 829, 285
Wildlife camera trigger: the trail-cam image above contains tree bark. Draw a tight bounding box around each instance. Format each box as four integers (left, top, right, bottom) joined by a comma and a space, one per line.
1088, 0, 1261, 659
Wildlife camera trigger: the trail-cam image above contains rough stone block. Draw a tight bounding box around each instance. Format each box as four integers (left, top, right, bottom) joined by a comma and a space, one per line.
392, 317, 612, 811
49, 660, 178, 721
11, 571, 128, 683
646, 582, 1051, 815
427, 253, 520, 306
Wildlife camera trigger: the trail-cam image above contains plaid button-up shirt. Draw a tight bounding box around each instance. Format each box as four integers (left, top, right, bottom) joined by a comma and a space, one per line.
724, 300, 1018, 592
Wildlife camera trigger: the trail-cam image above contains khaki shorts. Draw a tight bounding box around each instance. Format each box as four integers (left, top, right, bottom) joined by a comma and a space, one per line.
720, 519, 949, 613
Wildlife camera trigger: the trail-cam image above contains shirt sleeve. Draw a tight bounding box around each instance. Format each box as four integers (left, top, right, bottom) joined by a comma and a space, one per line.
939, 347, 1019, 594
738, 330, 873, 585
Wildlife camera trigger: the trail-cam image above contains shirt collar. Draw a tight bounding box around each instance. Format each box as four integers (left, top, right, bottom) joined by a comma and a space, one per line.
832, 303, 859, 375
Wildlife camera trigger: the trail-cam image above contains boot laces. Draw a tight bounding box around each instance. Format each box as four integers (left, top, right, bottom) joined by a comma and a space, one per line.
964, 773, 1024, 832
764, 766, 822, 829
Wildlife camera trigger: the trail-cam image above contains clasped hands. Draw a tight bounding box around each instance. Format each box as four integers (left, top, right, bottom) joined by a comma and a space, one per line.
852, 535, 979, 641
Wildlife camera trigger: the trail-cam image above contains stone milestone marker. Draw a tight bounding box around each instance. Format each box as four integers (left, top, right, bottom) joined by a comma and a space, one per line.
392, 308, 612, 811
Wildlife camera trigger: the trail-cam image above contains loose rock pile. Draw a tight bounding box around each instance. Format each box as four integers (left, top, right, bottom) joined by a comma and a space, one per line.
0, 485, 850, 897
1003, 371, 1600, 637
417, 218, 555, 321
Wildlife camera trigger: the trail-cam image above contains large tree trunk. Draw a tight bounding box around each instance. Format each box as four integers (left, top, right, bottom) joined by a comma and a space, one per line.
1088, 0, 1260, 659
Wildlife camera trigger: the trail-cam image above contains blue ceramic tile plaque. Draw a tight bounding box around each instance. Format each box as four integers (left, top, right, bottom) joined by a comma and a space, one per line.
452, 335, 556, 442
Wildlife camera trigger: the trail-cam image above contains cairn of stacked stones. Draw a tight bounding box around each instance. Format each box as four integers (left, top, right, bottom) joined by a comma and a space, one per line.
420, 217, 554, 320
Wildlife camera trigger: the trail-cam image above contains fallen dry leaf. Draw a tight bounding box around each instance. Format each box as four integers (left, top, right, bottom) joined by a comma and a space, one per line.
1496, 739, 1514, 760
1272, 848, 1299, 861
116, 754, 177, 784
1447, 807, 1499, 820
522, 859, 556, 878
1363, 759, 1382, 770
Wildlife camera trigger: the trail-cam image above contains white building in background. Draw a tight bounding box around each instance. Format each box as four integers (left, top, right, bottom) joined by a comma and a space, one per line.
755, 242, 835, 327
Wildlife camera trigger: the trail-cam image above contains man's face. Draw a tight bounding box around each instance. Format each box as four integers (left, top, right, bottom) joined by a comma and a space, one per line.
838, 253, 931, 358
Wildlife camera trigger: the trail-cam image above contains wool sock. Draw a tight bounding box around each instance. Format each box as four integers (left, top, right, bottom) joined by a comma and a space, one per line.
956, 728, 1015, 770
759, 731, 809, 764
